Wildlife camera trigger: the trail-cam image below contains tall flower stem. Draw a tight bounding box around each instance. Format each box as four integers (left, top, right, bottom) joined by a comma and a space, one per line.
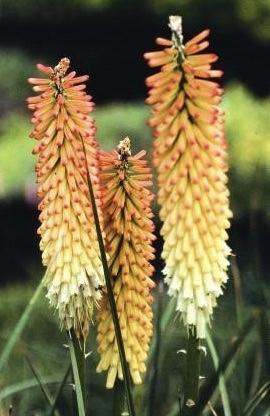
113, 379, 127, 416
72, 331, 86, 406
182, 332, 201, 416
68, 330, 86, 416
80, 137, 136, 416
148, 282, 163, 416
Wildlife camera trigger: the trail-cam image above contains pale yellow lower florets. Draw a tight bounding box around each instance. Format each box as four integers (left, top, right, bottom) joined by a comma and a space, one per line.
43, 244, 104, 337
164, 242, 231, 338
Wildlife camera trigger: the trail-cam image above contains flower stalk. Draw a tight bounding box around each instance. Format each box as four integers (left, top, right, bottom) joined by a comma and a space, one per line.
68, 330, 86, 416
113, 379, 127, 416
182, 332, 202, 415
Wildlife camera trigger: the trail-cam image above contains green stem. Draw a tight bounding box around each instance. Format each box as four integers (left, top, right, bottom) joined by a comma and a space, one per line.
148, 282, 163, 416
182, 332, 201, 416
80, 136, 136, 416
73, 331, 86, 407
206, 331, 232, 416
195, 311, 261, 415
113, 379, 127, 416
68, 330, 86, 416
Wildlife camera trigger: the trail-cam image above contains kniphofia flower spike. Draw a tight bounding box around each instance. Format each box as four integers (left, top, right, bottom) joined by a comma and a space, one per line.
97, 137, 155, 388
144, 17, 232, 338
27, 58, 105, 339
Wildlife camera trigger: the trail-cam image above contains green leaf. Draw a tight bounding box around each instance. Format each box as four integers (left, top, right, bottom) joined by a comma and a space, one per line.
160, 297, 177, 333
48, 364, 71, 416
206, 331, 232, 416
191, 310, 262, 416
25, 355, 61, 416
243, 381, 270, 416
25, 356, 54, 406
167, 402, 180, 416
0, 377, 61, 400
147, 282, 164, 416
0, 282, 43, 372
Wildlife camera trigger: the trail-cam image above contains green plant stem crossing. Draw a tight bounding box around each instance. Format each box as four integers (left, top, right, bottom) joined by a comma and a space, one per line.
68, 332, 86, 416
182, 332, 201, 416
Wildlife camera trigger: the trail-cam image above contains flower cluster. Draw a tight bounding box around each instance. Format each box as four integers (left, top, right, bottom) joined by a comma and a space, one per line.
27, 58, 104, 338
96, 138, 155, 388
144, 16, 232, 338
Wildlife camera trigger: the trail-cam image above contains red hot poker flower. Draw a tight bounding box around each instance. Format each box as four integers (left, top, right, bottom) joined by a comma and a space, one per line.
96, 137, 155, 388
27, 58, 105, 339
144, 17, 232, 338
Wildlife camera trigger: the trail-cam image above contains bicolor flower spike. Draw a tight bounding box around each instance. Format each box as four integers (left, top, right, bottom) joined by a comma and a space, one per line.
96, 137, 155, 388
27, 58, 105, 339
144, 17, 232, 338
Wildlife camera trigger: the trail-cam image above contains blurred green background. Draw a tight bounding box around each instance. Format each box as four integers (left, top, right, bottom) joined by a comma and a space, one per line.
0, 0, 269, 415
